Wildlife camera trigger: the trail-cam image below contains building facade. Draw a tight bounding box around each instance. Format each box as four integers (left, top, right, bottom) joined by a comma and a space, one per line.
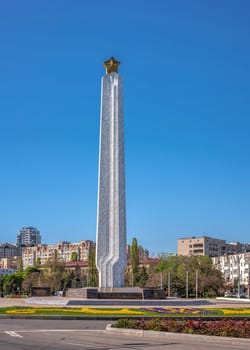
17, 226, 41, 246
212, 252, 250, 295
0, 256, 21, 270
0, 243, 22, 259
178, 236, 227, 257
0, 268, 16, 276
22, 240, 94, 269
178, 236, 249, 257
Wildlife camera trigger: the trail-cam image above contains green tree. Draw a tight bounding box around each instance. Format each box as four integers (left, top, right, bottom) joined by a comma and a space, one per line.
0, 275, 6, 296
35, 257, 41, 267
19, 266, 42, 295
71, 252, 78, 262
130, 237, 139, 285
61, 270, 73, 291
69, 265, 83, 288
41, 251, 65, 293
18, 259, 23, 273
87, 247, 97, 287
24, 266, 40, 276
156, 255, 224, 298
3, 272, 24, 295
22, 270, 41, 295
136, 266, 149, 287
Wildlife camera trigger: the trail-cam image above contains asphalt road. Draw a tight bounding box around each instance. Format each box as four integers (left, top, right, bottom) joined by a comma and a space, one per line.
0, 319, 249, 350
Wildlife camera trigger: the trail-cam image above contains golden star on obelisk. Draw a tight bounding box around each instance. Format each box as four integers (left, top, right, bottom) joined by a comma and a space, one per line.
103, 57, 120, 74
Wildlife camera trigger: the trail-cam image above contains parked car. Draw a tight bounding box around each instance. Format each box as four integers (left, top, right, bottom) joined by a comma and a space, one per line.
224, 292, 247, 298
240, 293, 247, 298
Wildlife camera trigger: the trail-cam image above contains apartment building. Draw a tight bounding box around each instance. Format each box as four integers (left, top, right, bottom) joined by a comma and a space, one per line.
0, 256, 21, 270
22, 240, 94, 269
212, 252, 250, 293
178, 236, 249, 257
178, 236, 227, 257
0, 243, 22, 259
0, 268, 16, 276
17, 226, 41, 246
227, 241, 250, 254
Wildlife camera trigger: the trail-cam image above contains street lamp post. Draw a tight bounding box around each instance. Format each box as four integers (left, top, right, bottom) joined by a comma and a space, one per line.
168, 271, 171, 298
195, 270, 198, 299
238, 256, 240, 298
248, 254, 250, 300
186, 271, 189, 299
248, 269, 250, 300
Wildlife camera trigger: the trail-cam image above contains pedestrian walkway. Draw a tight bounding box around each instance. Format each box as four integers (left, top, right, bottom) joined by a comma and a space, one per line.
0, 296, 67, 308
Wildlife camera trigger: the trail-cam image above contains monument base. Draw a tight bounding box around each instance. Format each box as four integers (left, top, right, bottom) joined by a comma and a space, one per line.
66, 287, 165, 299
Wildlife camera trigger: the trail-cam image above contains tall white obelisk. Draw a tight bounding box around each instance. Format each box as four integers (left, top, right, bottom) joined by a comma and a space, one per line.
96, 57, 127, 288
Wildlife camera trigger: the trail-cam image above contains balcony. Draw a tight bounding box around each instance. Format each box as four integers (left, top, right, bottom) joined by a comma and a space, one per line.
193, 249, 203, 254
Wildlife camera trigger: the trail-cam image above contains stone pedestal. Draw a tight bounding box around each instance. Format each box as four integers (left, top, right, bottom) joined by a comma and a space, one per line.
66, 287, 165, 299
66, 288, 98, 299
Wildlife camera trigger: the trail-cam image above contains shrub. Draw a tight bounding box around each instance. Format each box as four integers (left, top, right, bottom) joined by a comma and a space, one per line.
112, 319, 138, 329
112, 318, 250, 338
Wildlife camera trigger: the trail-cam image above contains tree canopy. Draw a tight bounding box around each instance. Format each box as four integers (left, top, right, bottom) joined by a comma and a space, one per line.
157, 255, 224, 297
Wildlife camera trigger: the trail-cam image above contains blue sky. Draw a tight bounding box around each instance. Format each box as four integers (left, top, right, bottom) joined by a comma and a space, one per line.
0, 0, 249, 254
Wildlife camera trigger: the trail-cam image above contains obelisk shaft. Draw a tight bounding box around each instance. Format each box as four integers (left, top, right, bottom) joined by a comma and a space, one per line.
96, 70, 127, 288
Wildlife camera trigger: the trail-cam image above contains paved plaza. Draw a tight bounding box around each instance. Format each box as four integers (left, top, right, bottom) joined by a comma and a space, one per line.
0, 296, 249, 308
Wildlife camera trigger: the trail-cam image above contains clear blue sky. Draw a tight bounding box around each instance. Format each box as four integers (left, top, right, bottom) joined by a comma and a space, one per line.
0, 0, 250, 254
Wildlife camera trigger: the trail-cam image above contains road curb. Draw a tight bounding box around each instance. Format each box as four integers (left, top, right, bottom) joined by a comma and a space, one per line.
105, 324, 250, 346
0, 315, 127, 320
1, 314, 250, 320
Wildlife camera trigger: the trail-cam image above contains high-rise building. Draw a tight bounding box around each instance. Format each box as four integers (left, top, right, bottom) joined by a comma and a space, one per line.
17, 226, 41, 247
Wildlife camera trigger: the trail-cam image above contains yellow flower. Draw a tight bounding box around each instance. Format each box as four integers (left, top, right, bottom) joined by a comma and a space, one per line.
79, 308, 144, 315
222, 309, 250, 315
6, 309, 35, 314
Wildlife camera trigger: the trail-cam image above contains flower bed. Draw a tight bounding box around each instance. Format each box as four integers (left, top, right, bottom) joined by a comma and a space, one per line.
141, 307, 220, 316
4, 294, 28, 298
113, 318, 250, 338
141, 307, 250, 316
0, 306, 249, 317
1, 307, 146, 316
